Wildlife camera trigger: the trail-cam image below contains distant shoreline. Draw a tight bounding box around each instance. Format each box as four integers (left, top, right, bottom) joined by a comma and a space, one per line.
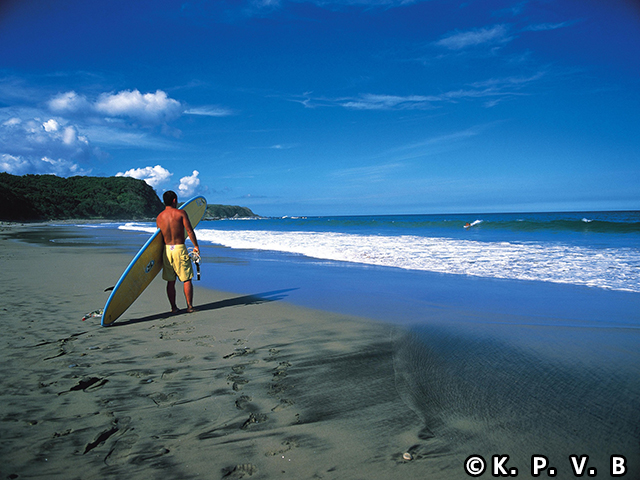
0, 212, 262, 227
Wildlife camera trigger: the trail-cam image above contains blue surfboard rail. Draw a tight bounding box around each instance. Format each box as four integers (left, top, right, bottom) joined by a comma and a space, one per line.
100, 229, 161, 326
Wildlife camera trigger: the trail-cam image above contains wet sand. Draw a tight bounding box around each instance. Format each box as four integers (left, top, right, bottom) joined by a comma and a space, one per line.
0, 226, 425, 479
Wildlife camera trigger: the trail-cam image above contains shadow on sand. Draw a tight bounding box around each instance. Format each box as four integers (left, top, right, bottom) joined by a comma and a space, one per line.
113, 288, 299, 327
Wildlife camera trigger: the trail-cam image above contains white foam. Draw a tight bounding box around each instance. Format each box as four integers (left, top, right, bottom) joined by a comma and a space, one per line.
119, 222, 156, 234
195, 228, 640, 292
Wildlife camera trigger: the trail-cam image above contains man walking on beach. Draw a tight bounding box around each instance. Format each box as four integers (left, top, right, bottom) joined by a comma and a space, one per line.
156, 190, 200, 313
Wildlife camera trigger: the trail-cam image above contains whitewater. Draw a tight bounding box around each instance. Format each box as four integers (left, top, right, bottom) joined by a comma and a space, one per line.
118, 210, 640, 293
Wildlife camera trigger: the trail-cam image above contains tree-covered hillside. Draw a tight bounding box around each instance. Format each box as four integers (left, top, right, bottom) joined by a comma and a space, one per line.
203, 204, 257, 220
0, 173, 165, 221
0, 173, 259, 222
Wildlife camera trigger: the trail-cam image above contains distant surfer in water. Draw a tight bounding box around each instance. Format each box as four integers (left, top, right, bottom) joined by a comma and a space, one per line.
156, 190, 200, 313
464, 220, 482, 229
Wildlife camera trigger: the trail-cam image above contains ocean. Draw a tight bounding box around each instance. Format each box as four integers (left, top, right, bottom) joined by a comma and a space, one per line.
113, 210, 640, 324
202, 211, 640, 290
76, 210, 639, 477
116, 210, 640, 290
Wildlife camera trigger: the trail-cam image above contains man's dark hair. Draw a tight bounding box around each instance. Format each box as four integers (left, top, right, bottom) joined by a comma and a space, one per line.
163, 190, 178, 206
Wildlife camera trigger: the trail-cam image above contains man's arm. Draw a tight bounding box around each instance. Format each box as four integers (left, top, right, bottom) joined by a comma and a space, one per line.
182, 211, 199, 253
156, 211, 167, 244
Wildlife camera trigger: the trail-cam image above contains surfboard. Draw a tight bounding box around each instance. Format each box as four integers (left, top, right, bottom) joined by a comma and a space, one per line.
101, 196, 207, 326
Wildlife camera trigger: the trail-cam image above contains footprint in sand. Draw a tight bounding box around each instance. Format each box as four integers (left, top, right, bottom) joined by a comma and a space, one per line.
149, 391, 180, 407
83, 427, 119, 454
272, 361, 291, 379
104, 432, 140, 466
222, 463, 258, 479
264, 438, 299, 457
127, 369, 152, 379
235, 395, 253, 410
241, 413, 268, 430
267, 361, 291, 399
154, 351, 175, 358
58, 377, 108, 395
227, 373, 249, 391
128, 447, 171, 465
161, 368, 179, 380
223, 348, 255, 359
271, 399, 295, 412
264, 348, 280, 362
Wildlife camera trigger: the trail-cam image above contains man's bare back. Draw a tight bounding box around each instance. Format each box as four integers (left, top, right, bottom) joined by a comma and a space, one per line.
156, 205, 198, 247
156, 191, 199, 313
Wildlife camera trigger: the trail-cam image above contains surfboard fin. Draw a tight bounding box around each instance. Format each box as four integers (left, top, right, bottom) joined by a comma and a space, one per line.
104, 286, 115, 292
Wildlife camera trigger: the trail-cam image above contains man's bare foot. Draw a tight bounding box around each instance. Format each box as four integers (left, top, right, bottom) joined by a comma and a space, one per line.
187, 306, 196, 313
170, 307, 180, 314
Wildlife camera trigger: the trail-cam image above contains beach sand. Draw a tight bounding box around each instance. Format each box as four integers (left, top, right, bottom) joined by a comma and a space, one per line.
0, 226, 427, 480
2, 224, 638, 479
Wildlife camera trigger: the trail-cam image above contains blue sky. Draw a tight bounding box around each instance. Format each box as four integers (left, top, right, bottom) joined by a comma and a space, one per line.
1, 0, 638, 216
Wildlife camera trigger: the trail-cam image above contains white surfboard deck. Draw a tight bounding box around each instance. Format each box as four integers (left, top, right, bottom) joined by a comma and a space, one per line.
101, 196, 207, 326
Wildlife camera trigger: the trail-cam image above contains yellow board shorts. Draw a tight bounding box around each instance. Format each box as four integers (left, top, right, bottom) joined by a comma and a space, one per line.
162, 244, 194, 282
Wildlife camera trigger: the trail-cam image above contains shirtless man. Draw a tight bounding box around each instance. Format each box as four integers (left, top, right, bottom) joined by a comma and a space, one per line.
156, 190, 200, 313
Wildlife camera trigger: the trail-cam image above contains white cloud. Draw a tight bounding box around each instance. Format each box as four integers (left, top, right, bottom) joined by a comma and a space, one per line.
62, 125, 79, 145
0, 115, 94, 176
328, 71, 544, 112
42, 119, 60, 132
3, 117, 22, 127
116, 165, 173, 188
524, 21, 574, 32
337, 91, 479, 110
0, 154, 28, 174
39, 156, 89, 176
178, 170, 201, 197
39, 119, 89, 148
469, 72, 545, 88
48, 89, 233, 126
48, 91, 92, 114
47, 89, 185, 125
1, 84, 223, 179
80, 125, 178, 149
95, 90, 183, 124
40, 120, 82, 147
1, 87, 197, 179
184, 106, 234, 117
435, 25, 511, 50
340, 93, 436, 110
1, 153, 89, 176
